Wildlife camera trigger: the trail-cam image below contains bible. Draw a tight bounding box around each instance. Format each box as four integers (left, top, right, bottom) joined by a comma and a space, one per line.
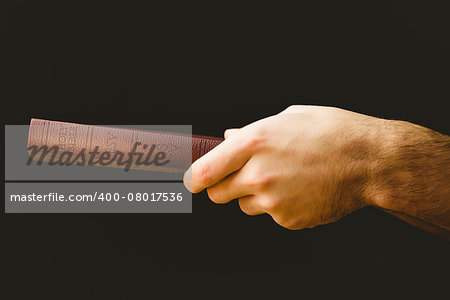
27, 119, 223, 173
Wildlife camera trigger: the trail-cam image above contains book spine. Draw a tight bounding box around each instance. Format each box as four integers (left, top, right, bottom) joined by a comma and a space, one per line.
27, 119, 223, 172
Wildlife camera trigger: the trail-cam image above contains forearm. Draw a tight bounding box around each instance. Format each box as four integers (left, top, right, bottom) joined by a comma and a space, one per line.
367, 120, 450, 234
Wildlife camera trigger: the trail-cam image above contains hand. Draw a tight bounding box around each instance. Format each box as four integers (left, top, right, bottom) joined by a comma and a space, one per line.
184, 105, 386, 229
184, 105, 450, 236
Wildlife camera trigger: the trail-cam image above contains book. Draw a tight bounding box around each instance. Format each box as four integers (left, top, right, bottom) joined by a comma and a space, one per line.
27, 119, 223, 173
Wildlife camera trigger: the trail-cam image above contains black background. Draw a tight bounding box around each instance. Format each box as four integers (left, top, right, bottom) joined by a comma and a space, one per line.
2, 1, 449, 299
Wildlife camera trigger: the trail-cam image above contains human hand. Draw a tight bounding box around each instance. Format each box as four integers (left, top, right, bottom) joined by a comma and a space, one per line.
184, 105, 389, 229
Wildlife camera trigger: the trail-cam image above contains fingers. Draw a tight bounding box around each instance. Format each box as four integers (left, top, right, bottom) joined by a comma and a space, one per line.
238, 195, 266, 216
224, 128, 240, 139
185, 128, 260, 193
206, 168, 252, 204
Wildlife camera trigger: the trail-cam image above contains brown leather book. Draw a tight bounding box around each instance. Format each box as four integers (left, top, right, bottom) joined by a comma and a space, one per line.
27, 119, 223, 173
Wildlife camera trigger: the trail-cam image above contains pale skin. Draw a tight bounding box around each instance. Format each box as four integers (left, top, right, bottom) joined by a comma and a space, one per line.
184, 106, 450, 240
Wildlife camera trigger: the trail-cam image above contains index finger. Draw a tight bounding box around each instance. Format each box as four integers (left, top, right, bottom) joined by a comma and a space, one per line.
184, 130, 255, 193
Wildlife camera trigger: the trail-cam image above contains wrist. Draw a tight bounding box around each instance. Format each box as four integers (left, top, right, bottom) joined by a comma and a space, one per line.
363, 119, 404, 210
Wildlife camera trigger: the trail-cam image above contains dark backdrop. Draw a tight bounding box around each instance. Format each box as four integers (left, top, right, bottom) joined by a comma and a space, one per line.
2, 1, 449, 299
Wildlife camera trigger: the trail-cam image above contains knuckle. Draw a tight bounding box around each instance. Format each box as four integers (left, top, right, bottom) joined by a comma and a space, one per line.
241, 130, 266, 152
193, 162, 213, 187
243, 173, 260, 188
258, 173, 275, 188
259, 196, 279, 211
285, 105, 297, 112
224, 129, 236, 139
283, 105, 304, 114
243, 167, 275, 190
252, 126, 268, 138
